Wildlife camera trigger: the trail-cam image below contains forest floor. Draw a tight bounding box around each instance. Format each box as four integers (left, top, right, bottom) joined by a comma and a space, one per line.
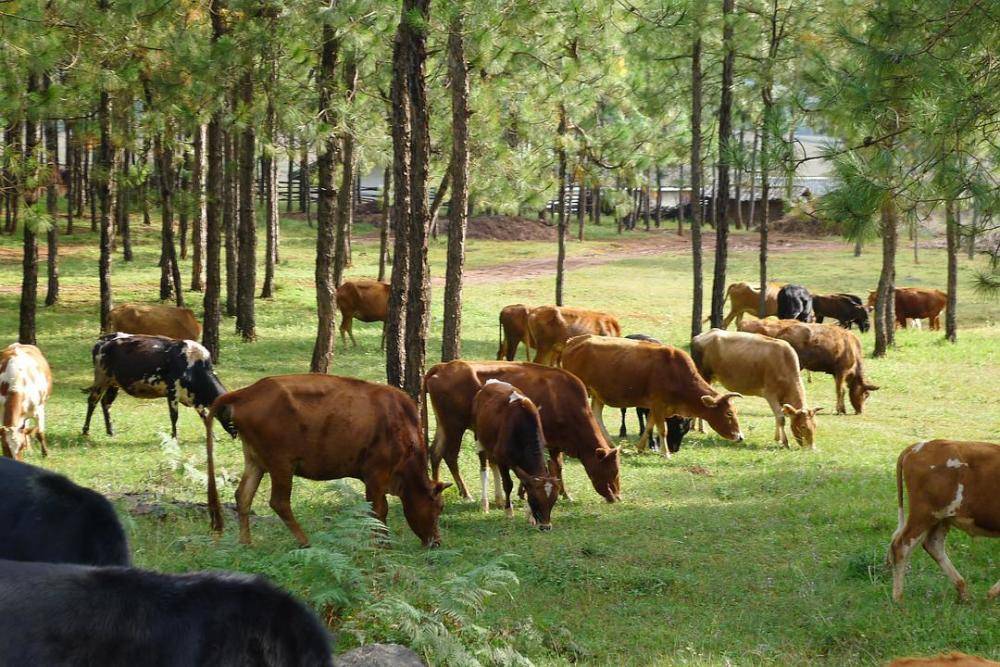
1, 218, 999, 665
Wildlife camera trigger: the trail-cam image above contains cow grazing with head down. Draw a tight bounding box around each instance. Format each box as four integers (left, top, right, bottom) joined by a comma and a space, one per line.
1, 343, 51, 460
0, 457, 130, 566
206, 374, 448, 547
889, 439, 1000, 603
561, 334, 744, 456
813, 293, 871, 332
717, 281, 784, 329
496, 304, 534, 361
867, 287, 947, 330
527, 306, 621, 366
82, 334, 236, 440
691, 329, 820, 448
0, 559, 332, 667
777, 284, 815, 323
425, 360, 621, 503
616, 334, 693, 453
107, 303, 202, 341
473, 379, 559, 530
336, 278, 390, 347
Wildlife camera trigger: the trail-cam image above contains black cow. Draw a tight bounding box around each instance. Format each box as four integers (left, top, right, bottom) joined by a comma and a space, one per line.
0, 559, 333, 666
0, 457, 130, 566
83, 333, 237, 439
616, 334, 694, 453
777, 284, 814, 322
813, 293, 871, 332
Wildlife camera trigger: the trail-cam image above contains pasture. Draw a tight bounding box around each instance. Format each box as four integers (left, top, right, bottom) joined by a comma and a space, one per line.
1, 220, 999, 665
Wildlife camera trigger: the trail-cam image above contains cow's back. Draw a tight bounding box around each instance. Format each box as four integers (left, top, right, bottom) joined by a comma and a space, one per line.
337, 280, 389, 321
1, 344, 52, 408
897, 287, 947, 319
109, 304, 201, 341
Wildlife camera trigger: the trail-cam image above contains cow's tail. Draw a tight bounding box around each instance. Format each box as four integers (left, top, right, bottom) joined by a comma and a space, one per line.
890, 447, 907, 549
497, 315, 505, 360
421, 373, 430, 452
205, 394, 238, 534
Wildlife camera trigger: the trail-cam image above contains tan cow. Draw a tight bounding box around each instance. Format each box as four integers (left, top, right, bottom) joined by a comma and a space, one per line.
527, 306, 621, 366
691, 329, 820, 448
717, 282, 784, 329
335, 279, 390, 348
561, 334, 744, 455
889, 439, 1000, 603
0, 344, 52, 460
496, 304, 534, 361
867, 287, 947, 330
107, 304, 202, 341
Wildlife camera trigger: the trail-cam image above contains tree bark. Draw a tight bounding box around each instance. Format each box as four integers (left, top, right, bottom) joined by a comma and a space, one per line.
260, 59, 279, 299
873, 198, 897, 358
19, 74, 40, 344
945, 197, 958, 343
179, 147, 190, 260
734, 122, 745, 229
118, 146, 132, 262
333, 54, 358, 289
97, 86, 114, 333
66, 121, 75, 234
555, 106, 568, 306
44, 82, 59, 307
710, 0, 735, 329
202, 0, 227, 362
235, 72, 256, 341
191, 125, 206, 291
577, 180, 586, 241
378, 165, 390, 282
690, 37, 704, 339
748, 123, 759, 227
224, 125, 238, 317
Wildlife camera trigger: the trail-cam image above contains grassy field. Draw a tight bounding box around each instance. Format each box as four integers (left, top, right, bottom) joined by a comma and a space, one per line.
1, 217, 999, 665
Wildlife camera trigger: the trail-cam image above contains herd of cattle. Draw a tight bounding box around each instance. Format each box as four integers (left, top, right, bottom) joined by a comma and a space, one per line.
0, 276, 995, 664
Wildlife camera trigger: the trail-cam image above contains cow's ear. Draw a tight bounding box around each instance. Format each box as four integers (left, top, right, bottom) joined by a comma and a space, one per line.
433, 482, 452, 496
811, 407, 824, 416
781, 404, 797, 416
700, 395, 717, 407
864, 383, 880, 391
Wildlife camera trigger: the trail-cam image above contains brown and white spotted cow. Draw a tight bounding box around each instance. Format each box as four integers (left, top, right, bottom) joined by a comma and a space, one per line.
0, 344, 52, 460
889, 439, 1000, 602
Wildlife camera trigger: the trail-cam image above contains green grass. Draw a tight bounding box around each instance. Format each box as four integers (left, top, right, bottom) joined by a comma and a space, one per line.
2, 216, 999, 665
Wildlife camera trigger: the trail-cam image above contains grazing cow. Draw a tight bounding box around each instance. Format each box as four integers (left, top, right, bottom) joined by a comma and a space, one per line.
107, 303, 202, 341
561, 334, 744, 457
473, 379, 559, 529
527, 305, 621, 366
0, 343, 51, 460
0, 560, 332, 666
82, 333, 236, 440
336, 278, 390, 347
738, 319, 879, 414
616, 334, 693, 453
777, 284, 815, 323
691, 329, 820, 448
889, 440, 1000, 603
889, 654, 1000, 667
813, 293, 871, 332
0, 457, 130, 566
867, 287, 947, 330
718, 281, 783, 328
496, 304, 534, 361
205, 374, 448, 547
424, 360, 621, 503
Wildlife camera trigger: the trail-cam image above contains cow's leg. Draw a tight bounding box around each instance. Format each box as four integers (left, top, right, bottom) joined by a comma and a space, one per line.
268, 469, 309, 547
445, 448, 471, 500
235, 455, 265, 545
618, 408, 628, 438
166, 385, 180, 440
651, 408, 670, 459
637, 409, 656, 452
889, 517, 932, 602
548, 449, 573, 502
769, 399, 788, 447
922, 523, 968, 602
499, 466, 515, 518
380, 321, 386, 350
83, 386, 104, 435
478, 451, 489, 512
590, 396, 613, 443
338, 314, 350, 348
35, 404, 48, 457
834, 373, 847, 415
100, 387, 118, 436
490, 462, 504, 506
431, 427, 471, 500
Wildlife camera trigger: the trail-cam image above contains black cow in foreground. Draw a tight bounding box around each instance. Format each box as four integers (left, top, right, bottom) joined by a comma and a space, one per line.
0, 560, 332, 666
616, 334, 694, 453
0, 457, 130, 566
813, 293, 871, 332
83, 333, 237, 439
777, 284, 814, 322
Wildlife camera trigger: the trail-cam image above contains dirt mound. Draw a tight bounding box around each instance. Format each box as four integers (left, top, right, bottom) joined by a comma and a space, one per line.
452, 215, 557, 241
770, 200, 843, 236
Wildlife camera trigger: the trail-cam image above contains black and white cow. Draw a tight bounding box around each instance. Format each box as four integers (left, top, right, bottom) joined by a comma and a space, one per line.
83, 333, 237, 439
0, 559, 333, 666
0, 457, 130, 566
777, 284, 815, 323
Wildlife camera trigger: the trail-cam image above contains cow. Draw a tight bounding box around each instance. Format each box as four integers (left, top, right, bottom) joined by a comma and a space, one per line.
527, 305, 621, 366
690, 329, 820, 448
560, 334, 744, 457
867, 287, 947, 330
0, 343, 51, 460
0, 559, 333, 666
496, 304, 534, 361
0, 457, 130, 566
336, 278, 390, 347
82, 333, 236, 440
205, 374, 449, 547
888, 654, 1000, 667
889, 439, 1000, 603
472, 379, 559, 529
107, 303, 202, 341
813, 293, 871, 332
424, 360, 621, 503
717, 281, 784, 329
777, 284, 815, 323
616, 334, 693, 453
737, 319, 879, 415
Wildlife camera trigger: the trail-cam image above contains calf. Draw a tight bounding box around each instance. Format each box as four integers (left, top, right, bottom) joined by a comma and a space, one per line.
496, 304, 534, 361
889, 439, 1000, 602
336, 278, 390, 347
527, 305, 621, 366
0, 457, 130, 566
718, 281, 783, 329
813, 293, 871, 332
83, 334, 236, 440
691, 329, 819, 448
777, 284, 815, 322
473, 379, 559, 529
107, 303, 202, 340
867, 287, 947, 330
206, 374, 448, 547
616, 334, 693, 453
1, 343, 51, 460
0, 560, 332, 666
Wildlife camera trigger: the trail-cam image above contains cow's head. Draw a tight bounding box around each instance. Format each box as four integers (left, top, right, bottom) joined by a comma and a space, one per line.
179, 342, 237, 437
700, 393, 744, 441
396, 450, 450, 547
583, 446, 621, 502
666, 417, 694, 454
849, 378, 879, 414
783, 404, 821, 448
515, 467, 560, 530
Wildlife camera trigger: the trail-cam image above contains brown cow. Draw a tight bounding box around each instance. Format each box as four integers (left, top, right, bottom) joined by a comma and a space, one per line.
335, 278, 390, 347
107, 304, 202, 341
717, 282, 784, 329
691, 329, 820, 448
738, 318, 879, 415
889, 439, 1000, 603
496, 304, 534, 361
472, 379, 559, 529
867, 287, 947, 330
527, 306, 621, 366
424, 360, 621, 503
561, 334, 744, 455
0, 344, 52, 460
205, 374, 449, 547
888, 654, 1000, 667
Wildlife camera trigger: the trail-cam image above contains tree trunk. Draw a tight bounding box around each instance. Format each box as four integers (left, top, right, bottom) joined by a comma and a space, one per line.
654, 167, 662, 228
154, 136, 183, 306
179, 149, 190, 261
118, 147, 133, 262
677, 164, 685, 236
748, 123, 758, 228
191, 125, 206, 291
4, 122, 21, 236
97, 87, 114, 332
690, 36, 704, 339
945, 198, 958, 343
873, 198, 897, 358
577, 181, 586, 241
593, 184, 601, 226
224, 126, 238, 316
298, 138, 310, 219
734, 123, 745, 230
286, 135, 294, 213
378, 165, 390, 281
260, 61, 279, 299
202, 0, 226, 362
643, 168, 651, 230
44, 87, 59, 307
19, 74, 40, 344
758, 123, 770, 318
710, 0, 735, 329
66, 121, 75, 234
235, 72, 256, 341
555, 106, 568, 306
333, 55, 358, 289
